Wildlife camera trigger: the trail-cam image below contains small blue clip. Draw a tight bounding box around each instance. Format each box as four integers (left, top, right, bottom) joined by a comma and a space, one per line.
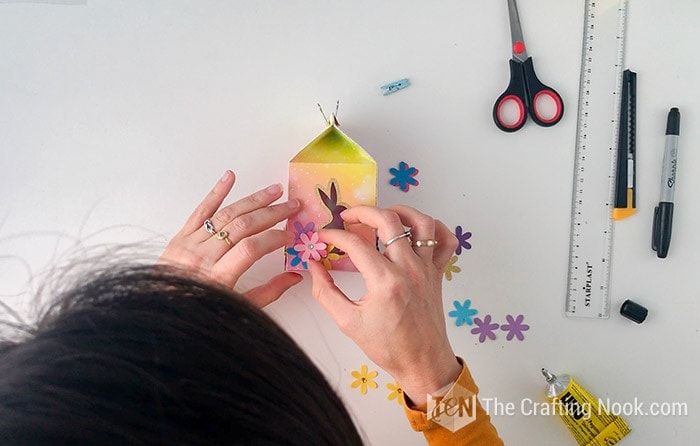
380, 78, 410, 96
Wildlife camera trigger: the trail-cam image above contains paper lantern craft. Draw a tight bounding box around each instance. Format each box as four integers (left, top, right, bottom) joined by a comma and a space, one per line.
286, 114, 377, 271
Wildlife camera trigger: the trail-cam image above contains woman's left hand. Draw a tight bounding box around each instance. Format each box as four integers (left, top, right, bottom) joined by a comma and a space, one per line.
159, 170, 303, 307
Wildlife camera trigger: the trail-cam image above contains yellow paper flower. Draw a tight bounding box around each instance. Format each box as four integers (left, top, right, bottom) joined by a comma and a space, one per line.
444, 255, 461, 281
350, 365, 378, 395
386, 382, 404, 406
320, 244, 342, 270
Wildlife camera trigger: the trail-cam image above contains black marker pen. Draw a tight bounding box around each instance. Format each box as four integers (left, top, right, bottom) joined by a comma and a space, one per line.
652, 107, 680, 258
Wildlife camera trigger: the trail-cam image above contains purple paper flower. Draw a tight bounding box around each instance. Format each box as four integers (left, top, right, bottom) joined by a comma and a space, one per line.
470, 315, 500, 343
500, 314, 530, 341
448, 299, 478, 327
293, 221, 315, 240
454, 225, 472, 255
389, 161, 419, 192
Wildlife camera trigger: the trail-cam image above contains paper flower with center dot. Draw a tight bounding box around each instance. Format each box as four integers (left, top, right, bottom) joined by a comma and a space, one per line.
386, 382, 404, 406
448, 299, 478, 327
389, 161, 419, 192
294, 231, 327, 262
351, 365, 378, 395
500, 314, 530, 341
470, 315, 500, 342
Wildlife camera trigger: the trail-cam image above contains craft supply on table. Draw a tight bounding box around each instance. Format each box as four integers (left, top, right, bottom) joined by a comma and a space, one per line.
542, 368, 631, 446
380, 78, 410, 96
613, 69, 637, 221
565, 0, 629, 319
492, 0, 564, 132
652, 107, 681, 259
619, 299, 648, 324
389, 161, 419, 192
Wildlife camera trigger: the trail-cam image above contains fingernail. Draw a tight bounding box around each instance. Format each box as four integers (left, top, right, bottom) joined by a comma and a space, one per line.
266, 183, 282, 195
286, 199, 300, 209
221, 170, 232, 182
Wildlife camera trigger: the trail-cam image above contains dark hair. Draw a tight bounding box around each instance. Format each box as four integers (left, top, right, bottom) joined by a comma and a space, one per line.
0, 264, 363, 445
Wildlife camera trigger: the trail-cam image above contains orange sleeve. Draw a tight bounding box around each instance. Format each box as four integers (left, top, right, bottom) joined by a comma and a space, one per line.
401, 358, 504, 446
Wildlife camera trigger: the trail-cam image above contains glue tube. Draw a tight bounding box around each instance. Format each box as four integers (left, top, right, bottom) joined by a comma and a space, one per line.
541, 368, 631, 446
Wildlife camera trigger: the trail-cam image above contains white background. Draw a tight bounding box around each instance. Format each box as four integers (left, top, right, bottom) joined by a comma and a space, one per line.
1, 1, 698, 445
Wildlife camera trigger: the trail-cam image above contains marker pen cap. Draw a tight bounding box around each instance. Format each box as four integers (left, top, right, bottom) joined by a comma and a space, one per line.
620, 299, 648, 324
666, 107, 680, 135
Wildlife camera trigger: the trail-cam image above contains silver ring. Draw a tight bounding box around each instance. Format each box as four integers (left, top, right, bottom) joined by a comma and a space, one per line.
412, 239, 439, 248
204, 219, 216, 235
384, 229, 412, 247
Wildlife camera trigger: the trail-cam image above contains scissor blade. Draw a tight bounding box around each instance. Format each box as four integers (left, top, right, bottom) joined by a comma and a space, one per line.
507, 0, 528, 61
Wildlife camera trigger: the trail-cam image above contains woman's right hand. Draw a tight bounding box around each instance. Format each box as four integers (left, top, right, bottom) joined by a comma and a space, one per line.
308, 205, 461, 406
160, 170, 302, 308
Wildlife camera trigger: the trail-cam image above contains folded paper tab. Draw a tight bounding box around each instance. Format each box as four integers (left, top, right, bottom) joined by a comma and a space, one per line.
286, 115, 377, 271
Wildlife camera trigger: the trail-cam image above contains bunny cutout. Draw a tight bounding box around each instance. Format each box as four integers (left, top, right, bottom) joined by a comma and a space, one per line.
317, 179, 348, 231
317, 179, 349, 257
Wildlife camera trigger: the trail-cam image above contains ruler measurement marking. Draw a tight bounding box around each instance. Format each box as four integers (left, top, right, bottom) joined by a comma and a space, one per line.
566, 0, 628, 319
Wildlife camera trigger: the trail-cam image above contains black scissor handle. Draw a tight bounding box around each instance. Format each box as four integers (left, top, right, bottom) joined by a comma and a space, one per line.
493, 59, 528, 132
522, 57, 564, 127
493, 58, 564, 132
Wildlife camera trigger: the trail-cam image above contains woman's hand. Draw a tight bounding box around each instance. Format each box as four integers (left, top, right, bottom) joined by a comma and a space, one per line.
160, 170, 303, 307
308, 205, 461, 406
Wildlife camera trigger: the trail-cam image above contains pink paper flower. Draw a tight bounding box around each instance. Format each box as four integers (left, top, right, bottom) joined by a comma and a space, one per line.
294, 232, 327, 262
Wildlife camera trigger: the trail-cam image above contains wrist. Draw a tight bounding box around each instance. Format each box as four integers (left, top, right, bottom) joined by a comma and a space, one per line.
395, 354, 462, 407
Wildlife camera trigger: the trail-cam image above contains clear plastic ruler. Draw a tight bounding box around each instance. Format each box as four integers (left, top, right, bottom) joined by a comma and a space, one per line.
566, 0, 629, 318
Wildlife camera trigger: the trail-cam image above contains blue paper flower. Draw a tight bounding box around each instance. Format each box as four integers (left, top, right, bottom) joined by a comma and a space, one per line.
389, 161, 419, 192
286, 247, 308, 269
448, 299, 478, 327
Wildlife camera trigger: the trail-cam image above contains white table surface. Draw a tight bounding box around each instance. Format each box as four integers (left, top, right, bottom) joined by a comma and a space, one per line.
1, 1, 698, 444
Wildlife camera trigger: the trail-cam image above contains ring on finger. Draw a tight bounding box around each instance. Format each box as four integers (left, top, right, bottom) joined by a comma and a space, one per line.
215, 230, 233, 246
384, 229, 412, 247
204, 219, 233, 247
204, 219, 217, 235
412, 239, 439, 248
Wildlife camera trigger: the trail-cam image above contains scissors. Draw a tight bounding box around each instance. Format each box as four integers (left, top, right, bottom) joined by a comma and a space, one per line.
493, 0, 564, 132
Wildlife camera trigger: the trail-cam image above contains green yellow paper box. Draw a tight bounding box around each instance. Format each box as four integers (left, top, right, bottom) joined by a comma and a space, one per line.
286, 116, 377, 271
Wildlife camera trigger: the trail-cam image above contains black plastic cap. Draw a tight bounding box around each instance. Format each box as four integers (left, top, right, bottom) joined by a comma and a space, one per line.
620, 299, 648, 324
666, 107, 680, 135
